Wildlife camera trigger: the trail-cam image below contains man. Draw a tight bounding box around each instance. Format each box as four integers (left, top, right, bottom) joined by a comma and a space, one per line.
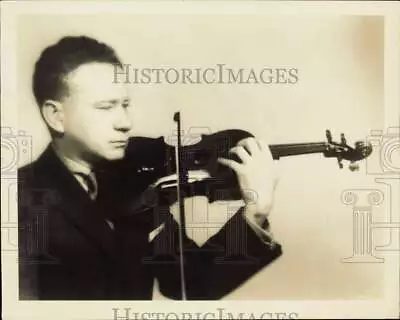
18, 36, 282, 300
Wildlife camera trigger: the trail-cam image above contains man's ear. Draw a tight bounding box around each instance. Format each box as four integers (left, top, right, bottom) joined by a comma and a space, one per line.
41, 100, 65, 134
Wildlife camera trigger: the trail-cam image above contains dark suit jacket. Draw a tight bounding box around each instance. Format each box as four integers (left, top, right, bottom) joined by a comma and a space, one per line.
18, 140, 282, 300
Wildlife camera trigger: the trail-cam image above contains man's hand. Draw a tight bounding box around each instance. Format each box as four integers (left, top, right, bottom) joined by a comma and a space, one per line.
218, 137, 279, 216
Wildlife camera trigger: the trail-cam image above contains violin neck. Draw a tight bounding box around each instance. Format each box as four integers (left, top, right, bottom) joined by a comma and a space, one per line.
269, 142, 328, 160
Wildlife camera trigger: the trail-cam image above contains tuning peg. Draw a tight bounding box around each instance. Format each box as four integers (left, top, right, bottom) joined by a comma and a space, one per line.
340, 133, 347, 145
349, 162, 359, 171
337, 155, 344, 169
326, 129, 332, 144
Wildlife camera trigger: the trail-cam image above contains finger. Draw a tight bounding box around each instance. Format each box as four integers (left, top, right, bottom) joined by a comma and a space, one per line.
237, 137, 261, 156
253, 139, 274, 162
273, 161, 281, 185
273, 174, 280, 190
229, 146, 251, 164
256, 139, 269, 152
217, 157, 243, 173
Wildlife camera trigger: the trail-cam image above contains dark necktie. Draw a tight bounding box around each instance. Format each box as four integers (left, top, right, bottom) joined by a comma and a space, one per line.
76, 171, 98, 200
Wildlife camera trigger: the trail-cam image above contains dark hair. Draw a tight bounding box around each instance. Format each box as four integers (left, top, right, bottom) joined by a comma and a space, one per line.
33, 36, 122, 106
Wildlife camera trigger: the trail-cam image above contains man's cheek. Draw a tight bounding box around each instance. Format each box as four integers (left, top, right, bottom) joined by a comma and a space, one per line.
92, 113, 113, 129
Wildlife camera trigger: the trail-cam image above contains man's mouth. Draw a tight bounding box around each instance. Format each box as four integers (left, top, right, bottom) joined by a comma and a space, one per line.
110, 140, 128, 148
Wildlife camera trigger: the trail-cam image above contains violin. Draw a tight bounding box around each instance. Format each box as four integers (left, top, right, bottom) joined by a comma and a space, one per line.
126, 124, 373, 205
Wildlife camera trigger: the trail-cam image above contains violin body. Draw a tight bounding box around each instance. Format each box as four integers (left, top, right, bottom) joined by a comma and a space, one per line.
126, 129, 254, 204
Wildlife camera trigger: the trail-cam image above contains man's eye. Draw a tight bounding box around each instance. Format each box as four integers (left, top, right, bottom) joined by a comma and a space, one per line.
122, 103, 130, 109
96, 105, 113, 110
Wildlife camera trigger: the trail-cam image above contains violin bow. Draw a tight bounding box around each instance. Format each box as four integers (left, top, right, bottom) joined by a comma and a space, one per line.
173, 112, 188, 300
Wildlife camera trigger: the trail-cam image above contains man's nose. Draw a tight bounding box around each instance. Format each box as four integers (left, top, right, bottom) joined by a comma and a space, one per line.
114, 108, 132, 132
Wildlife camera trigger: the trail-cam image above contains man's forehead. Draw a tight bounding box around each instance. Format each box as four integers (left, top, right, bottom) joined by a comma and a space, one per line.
66, 62, 129, 98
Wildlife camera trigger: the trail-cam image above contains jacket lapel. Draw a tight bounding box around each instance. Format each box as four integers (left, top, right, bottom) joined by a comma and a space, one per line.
36, 146, 116, 258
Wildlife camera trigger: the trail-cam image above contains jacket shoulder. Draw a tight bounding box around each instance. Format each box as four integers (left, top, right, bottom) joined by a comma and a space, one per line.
18, 158, 46, 187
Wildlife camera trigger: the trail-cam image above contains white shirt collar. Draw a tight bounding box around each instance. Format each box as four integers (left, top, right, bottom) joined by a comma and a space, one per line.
52, 144, 92, 176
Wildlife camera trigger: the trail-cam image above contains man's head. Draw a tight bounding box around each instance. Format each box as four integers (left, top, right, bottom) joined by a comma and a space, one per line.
33, 36, 132, 165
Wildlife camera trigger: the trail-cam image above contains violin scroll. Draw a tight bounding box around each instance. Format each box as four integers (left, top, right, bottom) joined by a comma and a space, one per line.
324, 130, 373, 170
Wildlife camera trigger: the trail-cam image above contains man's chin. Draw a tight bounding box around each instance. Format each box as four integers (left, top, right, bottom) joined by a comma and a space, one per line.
102, 149, 126, 161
